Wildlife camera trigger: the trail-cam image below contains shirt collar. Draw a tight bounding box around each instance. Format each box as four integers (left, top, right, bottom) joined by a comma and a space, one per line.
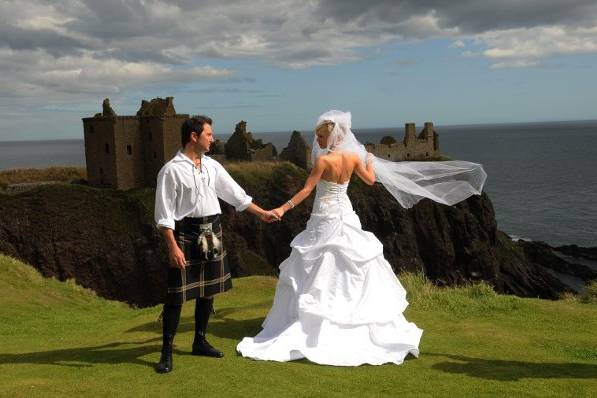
175, 149, 204, 166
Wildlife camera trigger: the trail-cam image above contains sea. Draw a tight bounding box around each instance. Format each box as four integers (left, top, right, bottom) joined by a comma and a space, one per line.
1, 120, 596, 248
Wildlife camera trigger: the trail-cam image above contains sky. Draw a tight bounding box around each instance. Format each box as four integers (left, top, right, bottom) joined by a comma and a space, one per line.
1, 0, 596, 141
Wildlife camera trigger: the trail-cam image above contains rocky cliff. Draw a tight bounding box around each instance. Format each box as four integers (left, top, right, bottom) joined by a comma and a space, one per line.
0, 162, 594, 307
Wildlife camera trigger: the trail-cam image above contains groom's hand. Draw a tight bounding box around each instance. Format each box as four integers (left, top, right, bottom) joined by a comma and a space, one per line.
162, 227, 186, 268
260, 210, 279, 223
168, 245, 186, 269
246, 202, 278, 223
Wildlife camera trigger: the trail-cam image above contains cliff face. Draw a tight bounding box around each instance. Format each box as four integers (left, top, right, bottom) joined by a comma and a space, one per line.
0, 162, 594, 307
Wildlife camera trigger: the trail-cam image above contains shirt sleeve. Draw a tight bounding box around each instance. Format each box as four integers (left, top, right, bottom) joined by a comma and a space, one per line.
213, 161, 253, 211
155, 166, 177, 229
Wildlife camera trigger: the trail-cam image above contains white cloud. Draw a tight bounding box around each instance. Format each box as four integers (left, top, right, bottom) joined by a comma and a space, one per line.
0, 48, 233, 106
490, 59, 542, 69
450, 40, 466, 48
0, 0, 596, 121
478, 25, 597, 68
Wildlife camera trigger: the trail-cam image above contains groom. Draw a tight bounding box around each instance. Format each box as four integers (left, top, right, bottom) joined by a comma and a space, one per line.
154, 115, 276, 373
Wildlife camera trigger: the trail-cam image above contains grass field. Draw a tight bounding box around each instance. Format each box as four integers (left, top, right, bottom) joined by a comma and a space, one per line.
0, 254, 596, 397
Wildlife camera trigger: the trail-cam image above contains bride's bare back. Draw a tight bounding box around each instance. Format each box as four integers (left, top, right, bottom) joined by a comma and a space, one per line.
272, 151, 375, 219
319, 152, 374, 186
319, 152, 355, 184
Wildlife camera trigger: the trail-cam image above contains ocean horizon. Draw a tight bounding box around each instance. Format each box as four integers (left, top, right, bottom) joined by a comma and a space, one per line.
1, 119, 596, 248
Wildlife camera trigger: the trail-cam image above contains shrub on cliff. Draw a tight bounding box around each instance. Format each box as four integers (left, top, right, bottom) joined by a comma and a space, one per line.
579, 280, 597, 304
400, 272, 521, 316
0, 167, 86, 188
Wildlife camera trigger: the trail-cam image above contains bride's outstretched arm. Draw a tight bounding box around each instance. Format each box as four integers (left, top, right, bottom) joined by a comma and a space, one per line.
354, 153, 375, 185
272, 157, 326, 218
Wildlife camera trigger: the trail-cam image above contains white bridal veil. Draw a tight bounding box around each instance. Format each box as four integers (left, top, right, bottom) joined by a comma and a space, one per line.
312, 110, 487, 208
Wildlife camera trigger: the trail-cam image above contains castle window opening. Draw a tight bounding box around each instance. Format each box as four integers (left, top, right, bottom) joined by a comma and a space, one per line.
153, 151, 157, 159
105, 143, 110, 154
388, 154, 391, 158
406, 153, 410, 158
89, 125, 94, 134
426, 152, 429, 157
127, 145, 132, 155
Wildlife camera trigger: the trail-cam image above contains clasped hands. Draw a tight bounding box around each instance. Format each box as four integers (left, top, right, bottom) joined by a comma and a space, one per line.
260, 207, 285, 223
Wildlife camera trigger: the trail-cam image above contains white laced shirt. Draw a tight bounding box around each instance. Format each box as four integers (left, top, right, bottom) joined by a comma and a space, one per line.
154, 150, 252, 230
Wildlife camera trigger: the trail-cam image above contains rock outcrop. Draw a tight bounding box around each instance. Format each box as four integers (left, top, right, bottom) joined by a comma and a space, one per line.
0, 162, 594, 307
279, 131, 311, 169
224, 121, 277, 161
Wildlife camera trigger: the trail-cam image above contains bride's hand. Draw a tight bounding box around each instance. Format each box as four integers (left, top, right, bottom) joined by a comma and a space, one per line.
272, 207, 285, 220
261, 211, 279, 223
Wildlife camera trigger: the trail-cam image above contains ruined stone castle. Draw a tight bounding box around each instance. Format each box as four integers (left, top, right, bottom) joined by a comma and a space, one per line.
83, 97, 440, 189
364, 122, 439, 161
83, 97, 189, 189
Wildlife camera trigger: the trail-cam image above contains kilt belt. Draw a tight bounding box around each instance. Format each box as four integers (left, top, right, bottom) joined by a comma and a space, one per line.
166, 214, 232, 305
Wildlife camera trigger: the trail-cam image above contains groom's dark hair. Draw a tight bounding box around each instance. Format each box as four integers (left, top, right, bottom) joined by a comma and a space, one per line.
181, 115, 213, 147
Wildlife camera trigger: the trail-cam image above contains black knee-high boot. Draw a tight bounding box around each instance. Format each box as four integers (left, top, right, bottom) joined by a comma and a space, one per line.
155, 303, 182, 373
192, 297, 223, 358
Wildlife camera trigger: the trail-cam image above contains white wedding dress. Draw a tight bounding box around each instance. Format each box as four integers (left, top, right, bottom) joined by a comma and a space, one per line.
237, 179, 423, 366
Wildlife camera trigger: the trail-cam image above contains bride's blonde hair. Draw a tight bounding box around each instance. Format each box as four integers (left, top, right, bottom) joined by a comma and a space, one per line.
316, 120, 335, 135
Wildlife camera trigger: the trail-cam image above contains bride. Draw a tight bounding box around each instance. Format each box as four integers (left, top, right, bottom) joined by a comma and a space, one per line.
236, 110, 486, 366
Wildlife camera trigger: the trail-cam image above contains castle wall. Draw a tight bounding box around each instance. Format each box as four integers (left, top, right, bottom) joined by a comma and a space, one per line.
83, 117, 118, 188
112, 117, 143, 190
141, 115, 188, 187
368, 123, 440, 161
373, 142, 405, 161
163, 116, 187, 160
409, 138, 436, 160
141, 117, 166, 187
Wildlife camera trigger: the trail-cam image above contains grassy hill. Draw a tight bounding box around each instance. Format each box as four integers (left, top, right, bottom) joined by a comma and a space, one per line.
0, 254, 596, 397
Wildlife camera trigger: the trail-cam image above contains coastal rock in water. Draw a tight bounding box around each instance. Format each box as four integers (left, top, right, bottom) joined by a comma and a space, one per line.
553, 244, 597, 262
0, 162, 591, 307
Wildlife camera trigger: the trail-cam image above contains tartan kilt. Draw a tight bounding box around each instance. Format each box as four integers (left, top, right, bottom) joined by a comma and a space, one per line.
166, 215, 232, 305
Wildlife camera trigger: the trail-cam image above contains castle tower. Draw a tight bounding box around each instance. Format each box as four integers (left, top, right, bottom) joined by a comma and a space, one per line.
83, 99, 143, 189
404, 123, 416, 146
403, 123, 417, 159
138, 97, 189, 187
418, 122, 439, 157
422, 122, 434, 139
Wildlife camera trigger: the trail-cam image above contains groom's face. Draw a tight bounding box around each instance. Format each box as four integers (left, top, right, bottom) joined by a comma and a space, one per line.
194, 123, 214, 152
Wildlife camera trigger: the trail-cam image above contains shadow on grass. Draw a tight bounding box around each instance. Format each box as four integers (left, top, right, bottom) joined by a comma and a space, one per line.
428, 353, 597, 381
126, 315, 265, 341
126, 301, 272, 341
0, 338, 166, 369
